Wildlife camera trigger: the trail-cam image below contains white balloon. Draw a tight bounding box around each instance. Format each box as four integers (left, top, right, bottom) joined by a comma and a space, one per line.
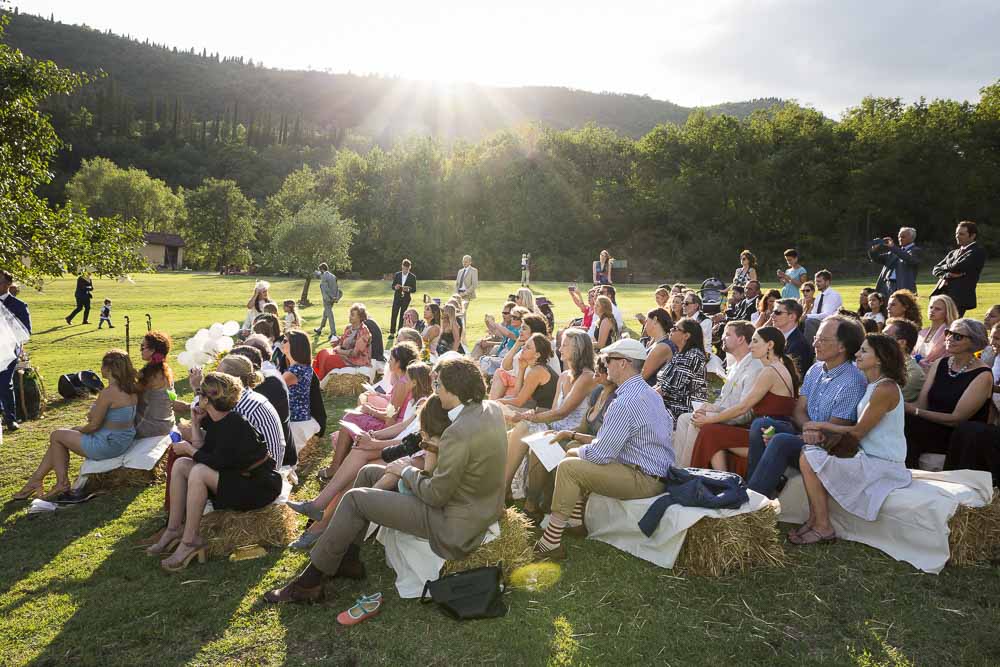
196, 328, 210, 340
222, 320, 240, 336
213, 336, 234, 354
209, 322, 225, 338
193, 351, 214, 365
177, 351, 195, 368
198, 336, 218, 354
185, 338, 201, 353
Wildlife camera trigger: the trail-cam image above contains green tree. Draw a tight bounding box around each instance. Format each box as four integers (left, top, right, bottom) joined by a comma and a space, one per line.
181, 178, 256, 271
0, 15, 146, 284
271, 200, 357, 304
65, 156, 185, 232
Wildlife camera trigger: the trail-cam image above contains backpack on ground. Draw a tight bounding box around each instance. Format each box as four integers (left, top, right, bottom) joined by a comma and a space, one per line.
14, 364, 45, 421
57, 370, 104, 400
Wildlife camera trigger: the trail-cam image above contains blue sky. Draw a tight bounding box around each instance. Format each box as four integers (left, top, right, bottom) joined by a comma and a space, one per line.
13, 0, 1000, 118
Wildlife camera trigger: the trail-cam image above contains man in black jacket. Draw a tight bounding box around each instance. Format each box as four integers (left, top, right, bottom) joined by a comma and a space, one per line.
931, 221, 986, 316
868, 226, 921, 297
389, 259, 417, 338
772, 299, 814, 375
66, 272, 93, 325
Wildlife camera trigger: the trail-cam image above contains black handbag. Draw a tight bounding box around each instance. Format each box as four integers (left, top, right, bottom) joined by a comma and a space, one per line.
419, 564, 507, 620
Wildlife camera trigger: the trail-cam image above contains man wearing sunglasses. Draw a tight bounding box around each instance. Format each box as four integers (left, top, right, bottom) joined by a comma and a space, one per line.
771, 299, 814, 374
534, 339, 674, 561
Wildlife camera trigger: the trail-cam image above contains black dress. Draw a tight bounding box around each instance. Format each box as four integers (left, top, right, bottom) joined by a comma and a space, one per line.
195, 411, 282, 511
903, 358, 991, 468
945, 422, 1000, 484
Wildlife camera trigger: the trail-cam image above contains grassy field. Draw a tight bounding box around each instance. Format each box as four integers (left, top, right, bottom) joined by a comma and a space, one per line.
2, 269, 1000, 666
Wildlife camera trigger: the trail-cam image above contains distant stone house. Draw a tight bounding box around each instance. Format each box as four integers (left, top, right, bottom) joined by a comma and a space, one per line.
141, 232, 185, 269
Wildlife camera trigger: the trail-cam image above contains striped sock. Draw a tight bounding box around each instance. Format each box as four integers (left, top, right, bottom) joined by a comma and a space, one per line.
537, 516, 566, 551
566, 500, 585, 527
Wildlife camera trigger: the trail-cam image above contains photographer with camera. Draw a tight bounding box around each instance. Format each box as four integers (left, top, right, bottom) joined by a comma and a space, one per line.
868, 227, 921, 298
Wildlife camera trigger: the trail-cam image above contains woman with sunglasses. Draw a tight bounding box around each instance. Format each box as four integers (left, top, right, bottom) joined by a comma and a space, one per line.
147, 372, 281, 570
914, 294, 959, 370
656, 318, 708, 421
798, 281, 816, 316
903, 318, 992, 469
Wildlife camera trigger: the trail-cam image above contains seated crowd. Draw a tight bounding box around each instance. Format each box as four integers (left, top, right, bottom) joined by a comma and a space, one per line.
9, 244, 1000, 616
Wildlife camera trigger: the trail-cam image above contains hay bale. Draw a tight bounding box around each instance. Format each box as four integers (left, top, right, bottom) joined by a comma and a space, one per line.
85, 456, 167, 492
675, 505, 787, 577
199, 503, 299, 558
442, 507, 534, 580
948, 488, 1000, 567
323, 373, 367, 397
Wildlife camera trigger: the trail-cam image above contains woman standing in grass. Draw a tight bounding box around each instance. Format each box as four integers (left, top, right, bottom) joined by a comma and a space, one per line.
14, 350, 139, 500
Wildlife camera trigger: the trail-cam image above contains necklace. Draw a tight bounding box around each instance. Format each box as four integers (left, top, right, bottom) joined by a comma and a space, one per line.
947, 357, 973, 378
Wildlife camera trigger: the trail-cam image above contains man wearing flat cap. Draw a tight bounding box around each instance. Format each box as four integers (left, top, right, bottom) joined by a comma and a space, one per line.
534, 338, 675, 561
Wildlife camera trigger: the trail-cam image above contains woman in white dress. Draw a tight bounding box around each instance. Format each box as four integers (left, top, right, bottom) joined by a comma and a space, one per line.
790, 333, 912, 544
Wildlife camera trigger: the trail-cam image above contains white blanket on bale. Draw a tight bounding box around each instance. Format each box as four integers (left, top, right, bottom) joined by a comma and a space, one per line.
79, 434, 172, 475
376, 522, 500, 599
586, 491, 776, 569
777, 468, 994, 574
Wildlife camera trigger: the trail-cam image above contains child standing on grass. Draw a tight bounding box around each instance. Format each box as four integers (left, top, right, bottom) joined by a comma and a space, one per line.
283, 299, 302, 331
98, 299, 114, 329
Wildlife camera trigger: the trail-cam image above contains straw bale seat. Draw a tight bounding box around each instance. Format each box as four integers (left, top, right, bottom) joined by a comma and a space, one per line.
377, 508, 532, 598
76, 434, 171, 492
585, 491, 785, 576
199, 477, 297, 557
777, 468, 999, 573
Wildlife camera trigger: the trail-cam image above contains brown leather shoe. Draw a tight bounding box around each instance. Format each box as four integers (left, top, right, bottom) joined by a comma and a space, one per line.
263, 580, 325, 604
334, 544, 366, 580
564, 523, 588, 539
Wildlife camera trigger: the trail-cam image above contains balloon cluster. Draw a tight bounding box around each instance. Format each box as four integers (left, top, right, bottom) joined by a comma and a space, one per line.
176, 320, 240, 368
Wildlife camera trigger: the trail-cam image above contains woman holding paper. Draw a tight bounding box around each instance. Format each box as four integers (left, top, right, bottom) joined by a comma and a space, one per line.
510, 329, 596, 514
318, 343, 420, 482
286, 362, 433, 549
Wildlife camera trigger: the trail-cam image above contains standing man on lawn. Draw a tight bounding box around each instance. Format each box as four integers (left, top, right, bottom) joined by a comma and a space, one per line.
455, 255, 479, 318
389, 259, 416, 340
314, 263, 339, 336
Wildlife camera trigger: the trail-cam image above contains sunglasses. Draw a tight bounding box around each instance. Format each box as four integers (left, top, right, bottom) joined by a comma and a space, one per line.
802, 288, 814, 293
683, 301, 697, 306
945, 330, 967, 341
501, 311, 512, 316
772, 309, 787, 316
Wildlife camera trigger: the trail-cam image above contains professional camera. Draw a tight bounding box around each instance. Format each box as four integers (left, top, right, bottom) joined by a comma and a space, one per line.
380, 431, 423, 463
869, 237, 888, 250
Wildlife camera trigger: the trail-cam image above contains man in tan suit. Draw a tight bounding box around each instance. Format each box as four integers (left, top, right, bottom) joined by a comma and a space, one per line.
455, 255, 479, 316
265, 356, 506, 603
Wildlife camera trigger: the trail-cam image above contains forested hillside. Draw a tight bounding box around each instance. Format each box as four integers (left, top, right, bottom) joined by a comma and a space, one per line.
5, 9, 998, 284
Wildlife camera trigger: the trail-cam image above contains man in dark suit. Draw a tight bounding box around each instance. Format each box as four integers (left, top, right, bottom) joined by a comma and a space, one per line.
389, 259, 416, 338
0, 270, 32, 431
65, 272, 93, 325
931, 221, 986, 317
772, 298, 814, 375
868, 226, 922, 297
264, 357, 507, 603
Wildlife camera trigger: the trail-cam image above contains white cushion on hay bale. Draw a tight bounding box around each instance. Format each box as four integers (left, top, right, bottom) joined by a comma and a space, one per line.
375, 522, 500, 598
73, 434, 172, 489
777, 468, 994, 574
290, 418, 321, 454
586, 491, 776, 569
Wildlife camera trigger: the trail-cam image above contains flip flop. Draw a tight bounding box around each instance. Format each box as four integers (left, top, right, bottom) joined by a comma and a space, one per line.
788, 528, 836, 546
336, 592, 383, 626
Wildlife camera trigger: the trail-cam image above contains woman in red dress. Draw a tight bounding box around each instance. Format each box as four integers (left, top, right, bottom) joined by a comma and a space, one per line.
690, 327, 800, 476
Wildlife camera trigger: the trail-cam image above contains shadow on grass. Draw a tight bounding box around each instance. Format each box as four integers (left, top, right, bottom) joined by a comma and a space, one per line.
22, 499, 281, 665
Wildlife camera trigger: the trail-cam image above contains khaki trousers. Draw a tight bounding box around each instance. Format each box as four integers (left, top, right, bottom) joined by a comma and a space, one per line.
551, 458, 666, 518
673, 412, 699, 468
309, 464, 432, 574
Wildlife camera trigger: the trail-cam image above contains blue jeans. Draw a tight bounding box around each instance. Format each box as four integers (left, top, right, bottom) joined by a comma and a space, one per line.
746, 417, 801, 498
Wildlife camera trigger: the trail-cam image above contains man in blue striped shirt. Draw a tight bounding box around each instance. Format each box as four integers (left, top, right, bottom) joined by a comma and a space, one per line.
535, 339, 675, 560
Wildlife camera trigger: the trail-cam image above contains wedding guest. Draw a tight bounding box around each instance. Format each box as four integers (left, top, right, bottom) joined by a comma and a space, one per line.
655, 317, 708, 421
777, 249, 807, 299
914, 294, 958, 370
882, 318, 925, 402
887, 289, 923, 328
134, 332, 176, 438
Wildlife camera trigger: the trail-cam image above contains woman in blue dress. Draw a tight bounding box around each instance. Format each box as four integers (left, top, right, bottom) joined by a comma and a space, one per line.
14, 350, 139, 500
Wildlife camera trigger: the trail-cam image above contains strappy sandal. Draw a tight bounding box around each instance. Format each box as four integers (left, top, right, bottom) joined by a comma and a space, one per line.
161, 538, 207, 572
40, 482, 71, 502
336, 592, 383, 626
788, 528, 836, 546
146, 527, 183, 556
787, 523, 813, 541
11, 479, 44, 502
